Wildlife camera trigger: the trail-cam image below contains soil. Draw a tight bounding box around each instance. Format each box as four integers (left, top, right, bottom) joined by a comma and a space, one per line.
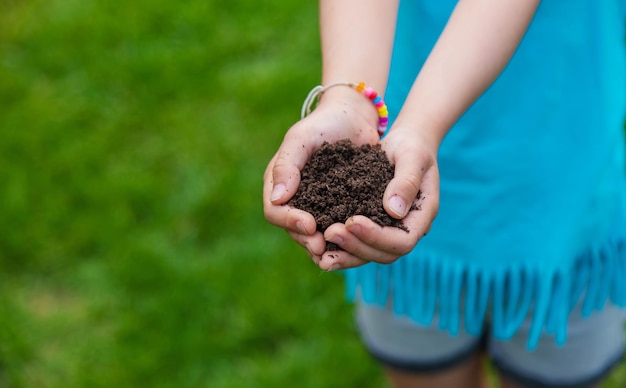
288, 139, 420, 251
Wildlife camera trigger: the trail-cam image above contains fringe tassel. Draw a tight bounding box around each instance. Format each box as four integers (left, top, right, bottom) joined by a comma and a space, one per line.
344, 236, 626, 351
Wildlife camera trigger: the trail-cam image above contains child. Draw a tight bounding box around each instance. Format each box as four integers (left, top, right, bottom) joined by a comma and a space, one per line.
263, 0, 626, 386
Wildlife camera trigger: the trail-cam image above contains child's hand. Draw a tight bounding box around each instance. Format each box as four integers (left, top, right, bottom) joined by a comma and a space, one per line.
263, 86, 380, 266
317, 126, 440, 271
264, 87, 440, 271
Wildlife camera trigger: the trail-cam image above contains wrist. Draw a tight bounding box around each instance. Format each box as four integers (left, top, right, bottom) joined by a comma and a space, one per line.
392, 112, 447, 151
310, 83, 388, 136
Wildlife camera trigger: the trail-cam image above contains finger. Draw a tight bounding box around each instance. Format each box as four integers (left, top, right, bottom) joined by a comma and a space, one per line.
269, 131, 314, 205
287, 229, 326, 256
289, 225, 370, 270
263, 165, 317, 235
319, 202, 436, 269
287, 230, 326, 265
381, 142, 434, 219
347, 189, 438, 254
341, 167, 440, 262
323, 221, 403, 264
318, 249, 369, 271
342, 216, 418, 263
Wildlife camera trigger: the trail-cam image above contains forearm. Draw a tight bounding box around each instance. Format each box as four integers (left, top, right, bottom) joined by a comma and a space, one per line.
394, 0, 540, 148
319, 0, 399, 93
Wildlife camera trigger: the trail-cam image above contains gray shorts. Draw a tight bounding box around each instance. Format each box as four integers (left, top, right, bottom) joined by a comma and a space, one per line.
356, 299, 626, 387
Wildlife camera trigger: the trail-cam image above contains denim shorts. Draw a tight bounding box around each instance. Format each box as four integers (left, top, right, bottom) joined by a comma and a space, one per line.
356, 299, 626, 387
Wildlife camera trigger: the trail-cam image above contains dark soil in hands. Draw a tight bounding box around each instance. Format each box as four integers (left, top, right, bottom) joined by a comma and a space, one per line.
288, 139, 420, 251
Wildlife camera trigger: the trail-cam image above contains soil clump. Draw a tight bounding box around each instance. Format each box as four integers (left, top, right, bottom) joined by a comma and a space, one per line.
288, 139, 420, 251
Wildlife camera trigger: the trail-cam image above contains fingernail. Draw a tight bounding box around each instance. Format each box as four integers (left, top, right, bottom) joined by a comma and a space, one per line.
296, 221, 307, 235
329, 263, 341, 271
327, 235, 344, 245
270, 183, 286, 202
347, 224, 362, 235
389, 195, 407, 217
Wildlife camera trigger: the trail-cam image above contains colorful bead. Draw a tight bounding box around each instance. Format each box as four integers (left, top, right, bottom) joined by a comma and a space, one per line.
352, 82, 388, 136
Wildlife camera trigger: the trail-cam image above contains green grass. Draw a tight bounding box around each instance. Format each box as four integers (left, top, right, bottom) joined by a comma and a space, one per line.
0, 1, 624, 387
0, 0, 385, 386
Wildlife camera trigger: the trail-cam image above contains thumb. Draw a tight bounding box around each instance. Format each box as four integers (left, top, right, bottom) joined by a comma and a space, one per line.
269, 137, 312, 205
383, 150, 429, 219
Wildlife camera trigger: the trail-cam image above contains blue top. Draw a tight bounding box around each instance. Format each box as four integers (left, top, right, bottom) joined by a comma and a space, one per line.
345, 0, 626, 350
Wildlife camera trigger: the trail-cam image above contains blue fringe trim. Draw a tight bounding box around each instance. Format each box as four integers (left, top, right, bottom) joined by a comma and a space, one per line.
345, 237, 626, 351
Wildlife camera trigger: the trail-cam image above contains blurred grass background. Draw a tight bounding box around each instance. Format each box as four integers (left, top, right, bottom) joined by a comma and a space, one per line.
0, 0, 382, 386
0, 0, 624, 387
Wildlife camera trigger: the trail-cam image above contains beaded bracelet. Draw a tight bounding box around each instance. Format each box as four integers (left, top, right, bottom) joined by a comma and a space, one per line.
301, 82, 389, 137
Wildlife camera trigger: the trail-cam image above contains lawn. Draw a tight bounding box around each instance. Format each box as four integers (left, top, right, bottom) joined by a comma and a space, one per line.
0, 0, 624, 387
0, 0, 385, 386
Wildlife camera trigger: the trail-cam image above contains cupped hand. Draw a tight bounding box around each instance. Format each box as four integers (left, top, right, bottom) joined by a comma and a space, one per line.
263, 87, 440, 272
317, 126, 440, 271
263, 86, 380, 265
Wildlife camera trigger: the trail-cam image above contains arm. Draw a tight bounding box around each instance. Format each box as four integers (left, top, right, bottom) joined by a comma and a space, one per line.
264, 0, 540, 271
395, 0, 540, 149
268, 0, 399, 194
319, 0, 399, 92
323, 0, 540, 269
264, 0, 399, 265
